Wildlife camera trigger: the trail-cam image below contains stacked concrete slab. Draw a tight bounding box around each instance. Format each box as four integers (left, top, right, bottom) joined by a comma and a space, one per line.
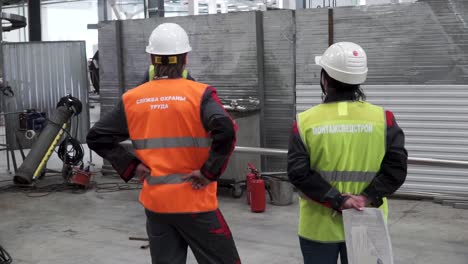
98, 22, 124, 117
262, 10, 296, 172
99, 12, 263, 117
333, 3, 467, 84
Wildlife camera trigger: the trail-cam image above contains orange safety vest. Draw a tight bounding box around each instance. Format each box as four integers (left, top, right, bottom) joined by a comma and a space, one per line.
122, 79, 217, 213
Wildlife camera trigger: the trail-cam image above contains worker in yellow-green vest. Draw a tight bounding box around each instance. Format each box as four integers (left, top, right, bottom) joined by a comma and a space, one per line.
287, 42, 408, 264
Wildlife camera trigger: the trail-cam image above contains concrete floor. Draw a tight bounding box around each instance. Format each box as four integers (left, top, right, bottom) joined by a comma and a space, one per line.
1, 103, 468, 263
1, 171, 468, 264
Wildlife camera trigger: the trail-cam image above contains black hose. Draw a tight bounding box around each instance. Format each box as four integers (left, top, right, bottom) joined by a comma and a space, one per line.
57, 136, 84, 166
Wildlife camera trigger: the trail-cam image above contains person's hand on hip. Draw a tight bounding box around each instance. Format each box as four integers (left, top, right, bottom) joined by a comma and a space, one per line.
182, 170, 211, 190
135, 163, 151, 183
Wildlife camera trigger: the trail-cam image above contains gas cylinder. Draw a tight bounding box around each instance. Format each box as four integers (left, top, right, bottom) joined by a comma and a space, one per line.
246, 163, 258, 204
246, 173, 256, 204
250, 178, 266, 213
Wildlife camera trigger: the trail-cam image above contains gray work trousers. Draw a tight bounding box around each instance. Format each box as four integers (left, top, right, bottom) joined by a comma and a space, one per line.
145, 209, 240, 264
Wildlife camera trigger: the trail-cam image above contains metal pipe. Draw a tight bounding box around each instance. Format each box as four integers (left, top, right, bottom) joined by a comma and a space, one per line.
234, 146, 287, 156
407, 157, 468, 169
391, 191, 440, 200
234, 146, 468, 168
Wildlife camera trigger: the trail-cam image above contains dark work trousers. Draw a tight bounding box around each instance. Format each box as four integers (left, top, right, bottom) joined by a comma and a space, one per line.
145, 209, 240, 264
299, 237, 348, 264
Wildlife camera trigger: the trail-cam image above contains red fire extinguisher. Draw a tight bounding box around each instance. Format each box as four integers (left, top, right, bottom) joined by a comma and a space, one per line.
246, 163, 258, 205
246, 163, 266, 213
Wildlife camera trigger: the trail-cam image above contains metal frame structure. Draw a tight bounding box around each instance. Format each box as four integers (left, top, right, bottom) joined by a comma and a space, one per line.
234, 146, 468, 196
235, 146, 468, 169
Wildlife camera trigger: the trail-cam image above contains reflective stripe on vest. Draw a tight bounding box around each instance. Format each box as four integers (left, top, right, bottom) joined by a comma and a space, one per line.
319, 171, 376, 183
146, 173, 186, 185
132, 137, 211, 150
297, 101, 387, 242
149, 65, 188, 81
122, 79, 217, 213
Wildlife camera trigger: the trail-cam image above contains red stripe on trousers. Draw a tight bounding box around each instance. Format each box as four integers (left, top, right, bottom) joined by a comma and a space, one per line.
209, 209, 232, 239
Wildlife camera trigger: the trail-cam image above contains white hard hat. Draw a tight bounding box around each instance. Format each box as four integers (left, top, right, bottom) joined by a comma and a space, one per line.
315, 42, 368, 85
146, 23, 192, 55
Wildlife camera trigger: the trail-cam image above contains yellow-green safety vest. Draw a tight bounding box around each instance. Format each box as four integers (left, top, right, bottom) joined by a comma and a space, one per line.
297, 101, 388, 242
148, 65, 188, 81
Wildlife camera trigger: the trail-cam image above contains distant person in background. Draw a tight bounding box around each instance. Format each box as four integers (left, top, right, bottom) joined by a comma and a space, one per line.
89, 50, 100, 94
287, 42, 408, 264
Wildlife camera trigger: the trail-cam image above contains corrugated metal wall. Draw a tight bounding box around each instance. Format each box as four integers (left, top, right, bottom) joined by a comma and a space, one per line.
295, 3, 468, 194
371, 85, 468, 194
2, 42, 90, 149
296, 85, 468, 195
262, 10, 296, 171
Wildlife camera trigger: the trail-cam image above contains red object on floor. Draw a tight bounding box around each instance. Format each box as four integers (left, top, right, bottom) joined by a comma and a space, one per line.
250, 178, 266, 213
70, 169, 92, 187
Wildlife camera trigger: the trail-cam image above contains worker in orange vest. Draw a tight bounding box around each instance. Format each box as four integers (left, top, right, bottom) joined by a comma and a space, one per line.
87, 23, 240, 264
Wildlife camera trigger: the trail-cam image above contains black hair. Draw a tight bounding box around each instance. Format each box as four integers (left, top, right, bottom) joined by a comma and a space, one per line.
321, 69, 366, 102
151, 53, 187, 79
